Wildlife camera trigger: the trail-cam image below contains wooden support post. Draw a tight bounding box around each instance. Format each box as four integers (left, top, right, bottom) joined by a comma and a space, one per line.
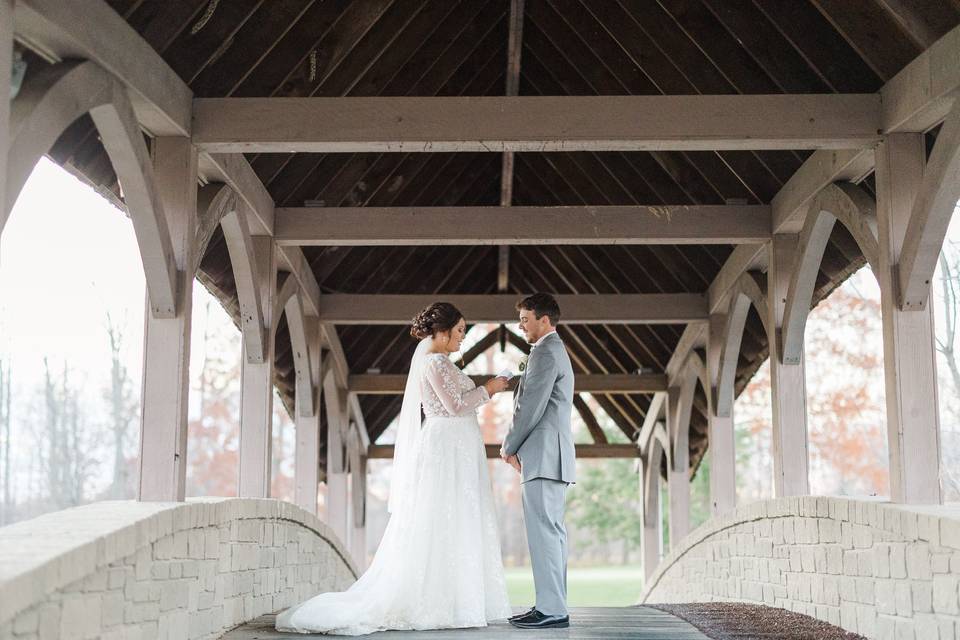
238, 236, 276, 498
324, 370, 349, 542
875, 134, 943, 504
348, 427, 367, 570
666, 385, 690, 547
0, 0, 12, 232
294, 317, 322, 514
767, 234, 811, 497
137, 137, 197, 501
706, 314, 737, 515
640, 452, 663, 581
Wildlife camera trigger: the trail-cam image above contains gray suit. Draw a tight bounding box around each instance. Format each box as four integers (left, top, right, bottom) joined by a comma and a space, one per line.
501, 331, 575, 616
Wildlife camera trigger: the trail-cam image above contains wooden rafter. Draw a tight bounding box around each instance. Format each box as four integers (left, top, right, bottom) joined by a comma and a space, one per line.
368, 443, 639, 459
273, 205, 771, 246
316, 293, 708, 325
193, 94, 882, 153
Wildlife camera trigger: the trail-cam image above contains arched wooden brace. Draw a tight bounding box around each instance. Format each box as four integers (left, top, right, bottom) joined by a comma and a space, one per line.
641, 419, 671, 580
780, 183, 879, 364
672, 350, 709, 463
274, 272, 316, 418
642, 423, 671, 527
714, 271, 768, 418
5, 62, 111, 220
6, 60, 180, 317
348, 426, 367, 528
221, 202, 267, 364
193, 183, 236, 275
897, 103, 960, 310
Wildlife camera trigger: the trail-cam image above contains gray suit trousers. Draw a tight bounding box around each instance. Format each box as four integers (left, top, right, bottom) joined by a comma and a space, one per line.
521, 477, 569, 616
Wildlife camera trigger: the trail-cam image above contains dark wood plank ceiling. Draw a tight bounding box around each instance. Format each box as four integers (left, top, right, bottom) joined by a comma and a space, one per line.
41, 0, 960, 475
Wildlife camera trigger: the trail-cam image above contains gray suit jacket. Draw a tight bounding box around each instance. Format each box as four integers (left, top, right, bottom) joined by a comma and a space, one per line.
502, 332, 576, 484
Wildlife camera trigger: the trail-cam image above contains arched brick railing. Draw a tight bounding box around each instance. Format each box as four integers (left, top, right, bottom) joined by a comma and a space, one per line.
0, 498, 357, 639
640, 496, 960, 639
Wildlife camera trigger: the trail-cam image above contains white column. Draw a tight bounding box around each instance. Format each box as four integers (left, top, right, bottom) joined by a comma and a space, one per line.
666, 386, 690, 546
238, 237, 276, 498
767, 234, 811, 497
294, 318, 322, 513
640, 453, 662, 581
707, 313, 736, 515
875, 134, 943, 504
0, 0, 12, 235
324, 370, 349, 542
349, 429, 367, 570
137, 137, 197, 501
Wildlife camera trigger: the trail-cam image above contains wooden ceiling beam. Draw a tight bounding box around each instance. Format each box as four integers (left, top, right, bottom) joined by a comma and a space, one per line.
274, 204, 771, 246
349, 373, 668, 395
13, 0, 191, 136
368, 443, 640, 459
775, 22, 960, 234
192, 94, 882, 153
317, 293, 708, 325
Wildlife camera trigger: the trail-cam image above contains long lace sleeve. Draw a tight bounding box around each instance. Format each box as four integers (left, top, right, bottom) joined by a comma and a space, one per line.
424, 355, 490, 415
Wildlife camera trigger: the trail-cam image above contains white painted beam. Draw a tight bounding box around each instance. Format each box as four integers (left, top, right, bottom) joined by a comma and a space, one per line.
13, 0, 191, 136
641, 436, 666, 580
274, 205, 771, 246
368, 443, 643, 459
767, 235, 810, 498
317, 294, 708, 325
5, 61, 109, 225
349, 373, 667, 394
324, 368, 349, 542
706, 314, 736, 515
238, 236, 276, 499
875, 134, 943, 504
780, 184, 879, 364
198, 153, 274, 236
294, 317, 322, 515
137, 137, 197, 502
714, 276, 760, 418
666, 386, 690, 547
221, 206, 268, 364
897, 103, 960, 310
771, 149, 876, 234
881, 23, 960, 133
0, 0, 11, 234
192, 94, 882, 153
92, 82, 179, 317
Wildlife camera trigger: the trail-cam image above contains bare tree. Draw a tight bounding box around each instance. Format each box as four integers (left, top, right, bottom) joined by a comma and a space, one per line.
39, 358, 100, 508
935, 237, 960, 500
0, 357, 12, 524
103, 312, 138, 498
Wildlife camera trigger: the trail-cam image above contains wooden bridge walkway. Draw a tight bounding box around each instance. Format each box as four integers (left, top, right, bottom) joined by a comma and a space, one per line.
224, 606, 709, 639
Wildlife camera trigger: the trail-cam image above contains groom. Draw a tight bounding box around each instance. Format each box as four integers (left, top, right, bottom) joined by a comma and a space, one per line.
500, 293, 576, 630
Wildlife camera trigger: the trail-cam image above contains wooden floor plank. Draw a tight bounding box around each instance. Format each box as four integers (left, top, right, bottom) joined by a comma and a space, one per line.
223, 607, 710, 639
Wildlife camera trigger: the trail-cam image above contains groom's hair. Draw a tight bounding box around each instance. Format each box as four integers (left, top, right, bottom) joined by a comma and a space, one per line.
516, 293, 561, 326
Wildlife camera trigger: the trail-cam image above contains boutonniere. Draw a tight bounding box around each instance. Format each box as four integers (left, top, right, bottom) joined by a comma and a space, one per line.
519, 355, 529, 372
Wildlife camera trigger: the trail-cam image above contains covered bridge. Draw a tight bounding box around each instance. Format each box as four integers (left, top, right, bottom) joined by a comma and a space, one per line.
2, 1, 960, 638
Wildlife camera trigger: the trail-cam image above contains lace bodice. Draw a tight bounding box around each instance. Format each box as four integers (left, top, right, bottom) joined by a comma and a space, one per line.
420, 353, 490, 417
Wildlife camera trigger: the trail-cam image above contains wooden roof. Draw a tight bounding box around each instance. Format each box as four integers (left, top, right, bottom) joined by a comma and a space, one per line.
45, 0, 960, 475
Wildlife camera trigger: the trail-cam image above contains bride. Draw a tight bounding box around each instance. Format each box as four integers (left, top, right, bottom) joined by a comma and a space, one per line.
276, 302, 514, 635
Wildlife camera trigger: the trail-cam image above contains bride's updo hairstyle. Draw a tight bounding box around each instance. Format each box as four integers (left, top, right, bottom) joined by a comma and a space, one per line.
410, 302, 464, 340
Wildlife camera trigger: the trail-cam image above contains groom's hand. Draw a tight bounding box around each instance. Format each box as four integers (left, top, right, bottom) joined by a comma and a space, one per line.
505, 454, 521, 473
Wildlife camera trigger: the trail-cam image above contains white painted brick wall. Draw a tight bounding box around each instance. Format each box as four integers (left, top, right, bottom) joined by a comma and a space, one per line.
641, 497, 960, 640
0, 498, 357, 640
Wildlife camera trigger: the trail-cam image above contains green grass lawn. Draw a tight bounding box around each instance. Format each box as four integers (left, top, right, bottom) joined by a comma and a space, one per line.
504, 565, 644, 608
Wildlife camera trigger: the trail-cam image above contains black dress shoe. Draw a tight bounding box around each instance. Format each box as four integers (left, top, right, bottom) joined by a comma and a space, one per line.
508, 607, 536, 622
509, 610, 570, 629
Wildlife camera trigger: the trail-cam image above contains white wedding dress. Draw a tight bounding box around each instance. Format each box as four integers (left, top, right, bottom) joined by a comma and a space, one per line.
276, 338, 512, 635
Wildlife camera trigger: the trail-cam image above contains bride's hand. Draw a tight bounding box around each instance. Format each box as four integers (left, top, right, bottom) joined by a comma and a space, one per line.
483, 376, 510, 395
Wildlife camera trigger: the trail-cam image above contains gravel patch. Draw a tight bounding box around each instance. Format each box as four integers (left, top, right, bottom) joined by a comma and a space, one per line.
648, 603, 868, 640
